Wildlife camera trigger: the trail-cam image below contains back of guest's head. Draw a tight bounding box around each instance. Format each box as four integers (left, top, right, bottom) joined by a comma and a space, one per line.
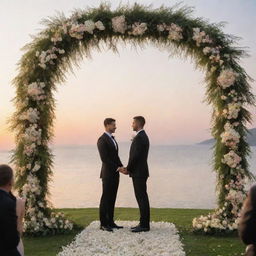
239, 184, 256, 247
133, 116, 146, 128
245, 184, 256, 210
0, 164, 14, 187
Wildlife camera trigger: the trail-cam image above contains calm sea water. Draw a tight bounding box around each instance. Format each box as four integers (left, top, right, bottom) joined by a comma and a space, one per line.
1, 144, 255, 209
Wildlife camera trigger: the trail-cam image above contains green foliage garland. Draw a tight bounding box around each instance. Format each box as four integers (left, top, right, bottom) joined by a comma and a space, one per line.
10, 3, 255, 235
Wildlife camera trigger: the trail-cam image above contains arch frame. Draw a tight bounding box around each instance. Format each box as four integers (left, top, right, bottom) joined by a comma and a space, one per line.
10, 3, 255, 235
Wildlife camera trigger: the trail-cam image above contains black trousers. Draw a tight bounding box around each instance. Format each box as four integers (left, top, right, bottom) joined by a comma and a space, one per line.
132, 177, 150, 228
99, 175, 119, 226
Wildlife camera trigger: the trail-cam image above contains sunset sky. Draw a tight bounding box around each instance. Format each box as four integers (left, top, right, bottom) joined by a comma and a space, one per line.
0, 0, 255, 150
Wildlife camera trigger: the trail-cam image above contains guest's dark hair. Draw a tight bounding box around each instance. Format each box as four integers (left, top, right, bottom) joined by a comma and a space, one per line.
134, 116, 146, 127
0, 164, 13, 186
244, 184, 256, 211
104, 118, 116, 127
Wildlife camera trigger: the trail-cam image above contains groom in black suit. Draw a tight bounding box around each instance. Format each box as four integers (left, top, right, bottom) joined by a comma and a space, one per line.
0, 164, 21, 256
119, 116, 150, 232
97, 118, 124, 232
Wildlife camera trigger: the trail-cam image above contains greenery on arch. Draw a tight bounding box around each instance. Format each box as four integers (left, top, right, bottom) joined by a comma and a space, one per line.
10, 3, 255, 235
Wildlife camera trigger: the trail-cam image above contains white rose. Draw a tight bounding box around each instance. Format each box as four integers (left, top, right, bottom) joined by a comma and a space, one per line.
95, 21, 105, 30
84, 20, 95, 34
112, 15, 127, 34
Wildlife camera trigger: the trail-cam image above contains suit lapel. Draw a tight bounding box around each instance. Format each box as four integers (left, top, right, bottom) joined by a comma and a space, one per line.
131, 130, 145, 149
103, 133, 118, 151
133, 130, 144, 141
112, 136, 119, 151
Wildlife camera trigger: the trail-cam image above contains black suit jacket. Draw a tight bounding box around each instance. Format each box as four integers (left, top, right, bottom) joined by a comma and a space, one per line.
239, 185, 256, 247
127, 130, 150, 178
0, 189, 20, 256
97, 133, 123, 179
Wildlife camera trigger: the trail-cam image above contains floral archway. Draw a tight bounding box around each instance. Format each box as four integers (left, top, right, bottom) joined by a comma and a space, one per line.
10, 4, 255, 235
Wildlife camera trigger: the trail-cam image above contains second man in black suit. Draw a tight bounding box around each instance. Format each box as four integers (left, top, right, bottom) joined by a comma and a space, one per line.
119, 116, 150, 232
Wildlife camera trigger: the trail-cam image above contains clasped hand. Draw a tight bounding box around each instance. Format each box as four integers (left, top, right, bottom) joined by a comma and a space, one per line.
117, 167, 129, 175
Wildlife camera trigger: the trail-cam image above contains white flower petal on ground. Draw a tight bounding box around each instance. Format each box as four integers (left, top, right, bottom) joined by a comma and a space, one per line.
58, 221, 185, 256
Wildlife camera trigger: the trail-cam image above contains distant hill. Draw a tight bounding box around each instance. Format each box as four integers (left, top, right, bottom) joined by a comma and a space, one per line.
199, 128, 256, 146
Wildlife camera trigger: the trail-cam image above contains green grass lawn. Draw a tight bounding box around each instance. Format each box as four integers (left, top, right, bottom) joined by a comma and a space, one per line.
23, 208, 246, 256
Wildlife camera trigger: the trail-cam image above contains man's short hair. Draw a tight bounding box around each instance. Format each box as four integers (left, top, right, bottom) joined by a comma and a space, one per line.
104, 118, 116, 127
134, 116, 146, 127
0, 164, 13, 187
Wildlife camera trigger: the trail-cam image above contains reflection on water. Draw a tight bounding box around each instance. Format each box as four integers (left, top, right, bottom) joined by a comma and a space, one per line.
1, 144, 255, 209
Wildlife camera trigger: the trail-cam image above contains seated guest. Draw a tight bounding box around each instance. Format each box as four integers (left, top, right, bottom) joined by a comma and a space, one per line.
239, 184, 256, 256
0, 164, 21, 256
